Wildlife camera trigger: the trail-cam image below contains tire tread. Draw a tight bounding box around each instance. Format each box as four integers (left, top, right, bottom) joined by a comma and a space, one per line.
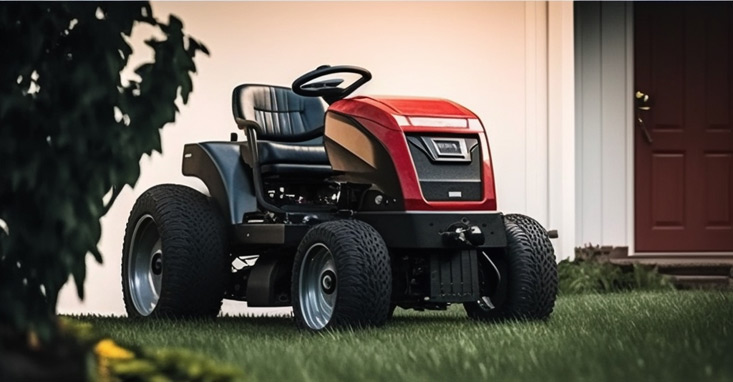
122, 184, 228, 318
292, 219, 392, 330
465, 213, 557, 321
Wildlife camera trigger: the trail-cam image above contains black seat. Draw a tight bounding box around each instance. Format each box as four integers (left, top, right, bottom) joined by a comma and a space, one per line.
232, 84, 331, 176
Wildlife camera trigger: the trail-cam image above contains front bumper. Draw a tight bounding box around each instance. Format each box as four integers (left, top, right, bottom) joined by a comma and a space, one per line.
354, 211, 506, 249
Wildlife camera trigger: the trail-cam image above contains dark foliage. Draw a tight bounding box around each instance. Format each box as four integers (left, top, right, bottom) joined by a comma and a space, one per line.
559, 245, 674, 294
0, 2, 207, 340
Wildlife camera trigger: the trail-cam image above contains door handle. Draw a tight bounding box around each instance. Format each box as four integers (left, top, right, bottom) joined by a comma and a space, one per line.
635, 91, 651, 110
635, 91, 653, 144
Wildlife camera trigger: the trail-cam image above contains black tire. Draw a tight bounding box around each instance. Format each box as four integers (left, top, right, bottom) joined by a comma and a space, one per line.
504, 213, 558, 318
464, 214, 557, 321
292, 220, 392, 330
122, 184, 228, 318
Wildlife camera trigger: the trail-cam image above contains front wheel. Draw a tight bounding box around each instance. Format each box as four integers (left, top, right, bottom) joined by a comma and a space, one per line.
464, 214, 557, 321
122, 184, 229, 318
292, 220, 392, 330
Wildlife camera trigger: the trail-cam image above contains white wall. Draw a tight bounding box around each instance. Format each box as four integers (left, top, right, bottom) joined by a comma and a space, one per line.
58, 1, 575, 316
574, 2, 633, 248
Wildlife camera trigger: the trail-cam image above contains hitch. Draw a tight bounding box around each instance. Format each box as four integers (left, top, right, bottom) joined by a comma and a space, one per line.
440, 219, 485, 247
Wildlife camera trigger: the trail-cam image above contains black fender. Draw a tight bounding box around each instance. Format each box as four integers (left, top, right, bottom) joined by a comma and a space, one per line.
246, 252, 293, 307
182, 142, 257, 224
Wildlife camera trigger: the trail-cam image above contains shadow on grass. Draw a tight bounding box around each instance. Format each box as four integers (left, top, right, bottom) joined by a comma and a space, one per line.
74, 314, 295, 328
389, 314, 468, 325
72, 311, 487, 337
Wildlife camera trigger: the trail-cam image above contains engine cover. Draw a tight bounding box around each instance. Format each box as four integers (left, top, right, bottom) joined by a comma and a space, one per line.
326, 96, 497, 211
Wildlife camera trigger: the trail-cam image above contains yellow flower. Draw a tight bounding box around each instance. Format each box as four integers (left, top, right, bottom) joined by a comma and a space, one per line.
95, 339, 135, 360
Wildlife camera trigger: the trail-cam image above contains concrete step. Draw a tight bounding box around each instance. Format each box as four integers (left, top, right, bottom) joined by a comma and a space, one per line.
609, 256, 733, 289
669, 275, 732, 289
610, 258, 732, 274
659, 265, 732, 277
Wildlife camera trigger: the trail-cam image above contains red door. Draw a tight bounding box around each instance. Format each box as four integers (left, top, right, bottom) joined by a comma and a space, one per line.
634, 3, 733, 252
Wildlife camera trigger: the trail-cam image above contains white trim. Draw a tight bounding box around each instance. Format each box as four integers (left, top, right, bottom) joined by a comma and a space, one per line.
407, 117, 468, 128
574, 3, 583, 246
525, 1, 549, 226
575, 2, 633, 249
625, 3, 636, 256
392, 115, 410, 126
548, 2, 576, 261
525, 1, 537, 216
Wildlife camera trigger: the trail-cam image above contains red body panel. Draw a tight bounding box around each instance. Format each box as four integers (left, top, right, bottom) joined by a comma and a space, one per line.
328, 96, 497, 211
360, 96, 478, 118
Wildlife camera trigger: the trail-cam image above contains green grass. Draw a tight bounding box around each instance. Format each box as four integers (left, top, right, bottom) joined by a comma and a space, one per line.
77, 291, 733, 382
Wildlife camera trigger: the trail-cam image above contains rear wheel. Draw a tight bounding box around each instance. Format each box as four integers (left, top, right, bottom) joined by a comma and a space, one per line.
122, 184, 228, 318
292, 220, 392, 330
464, 214, 557, 321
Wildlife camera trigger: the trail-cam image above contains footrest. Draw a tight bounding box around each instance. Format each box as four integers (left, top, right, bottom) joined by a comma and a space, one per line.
429, 250, 480, 302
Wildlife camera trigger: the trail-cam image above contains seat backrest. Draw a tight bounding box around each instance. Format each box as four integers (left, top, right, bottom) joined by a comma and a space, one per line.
232, 84, 325, 142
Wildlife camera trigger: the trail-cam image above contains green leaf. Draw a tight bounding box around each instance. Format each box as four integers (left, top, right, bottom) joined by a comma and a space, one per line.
186, 37, 210, 57
72, 256, 86, 300
90, 246, 103, 264
180, 75, 192, 104
167, 15, 183, 32
0, 2, 207, 340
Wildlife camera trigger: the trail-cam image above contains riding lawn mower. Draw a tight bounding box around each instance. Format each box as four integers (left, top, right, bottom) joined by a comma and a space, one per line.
122, 65, 558, 331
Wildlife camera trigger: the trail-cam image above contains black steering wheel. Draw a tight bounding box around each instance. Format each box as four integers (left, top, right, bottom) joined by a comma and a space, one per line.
292, 65, 372, 104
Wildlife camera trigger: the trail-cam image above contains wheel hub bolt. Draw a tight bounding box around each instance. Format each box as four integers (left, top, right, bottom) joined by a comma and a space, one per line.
321, 270, 336, 294
151, 252, 163, 275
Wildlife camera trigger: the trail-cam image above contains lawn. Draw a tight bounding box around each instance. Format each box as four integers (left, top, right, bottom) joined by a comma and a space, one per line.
78, 291, 733, 382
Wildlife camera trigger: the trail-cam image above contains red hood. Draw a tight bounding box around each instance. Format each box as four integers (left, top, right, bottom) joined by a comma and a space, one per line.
363, 97, 476, 118
329, 96, 482, 132
360, 96, 478, 118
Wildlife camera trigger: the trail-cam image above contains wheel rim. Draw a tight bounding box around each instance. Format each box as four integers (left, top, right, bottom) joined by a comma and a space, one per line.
128, 214, 163, 316
298, 243, 337, 330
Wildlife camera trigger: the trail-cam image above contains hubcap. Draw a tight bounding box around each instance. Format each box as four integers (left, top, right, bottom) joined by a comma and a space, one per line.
321, 270, 336, 294
299, 243, 337, 329
128, 214, 163, 316
151, 252, 163, 275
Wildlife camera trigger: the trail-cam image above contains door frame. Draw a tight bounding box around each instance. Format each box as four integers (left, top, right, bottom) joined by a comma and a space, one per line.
625, 3, 635, 255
